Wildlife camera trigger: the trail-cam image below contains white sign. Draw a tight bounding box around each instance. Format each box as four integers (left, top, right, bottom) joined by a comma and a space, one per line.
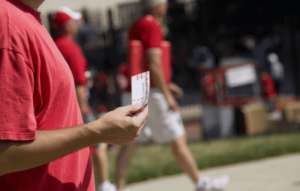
131, 71, 150, 106
225, 65, 257, 88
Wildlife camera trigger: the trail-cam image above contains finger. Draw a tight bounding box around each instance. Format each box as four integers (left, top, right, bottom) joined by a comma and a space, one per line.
135, 120, 146, 137
178, 91, 184, 98
175, 91, 183, 98
177, 89, 184, 97
173, 103, 178, 111
121, 104, 143, 115
169, 104, 177, 112
134, 105, 148, 123
173, 106, 178, 111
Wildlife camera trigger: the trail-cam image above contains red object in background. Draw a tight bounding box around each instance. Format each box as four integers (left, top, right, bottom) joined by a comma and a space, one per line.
97, 71, 107, 83
261, 72, 277, 99
118, 63, 129, 77
128, 40, 143, 78
202, 74, 216, 97
117, 63, 129, 91
51, 7, 83, 28
199, 62, 260, 107
126, 40, 171, 91
97, 104, 107, 113
55, 36, 88, 85
160, 41, 171, 83
93, 71, 108, 94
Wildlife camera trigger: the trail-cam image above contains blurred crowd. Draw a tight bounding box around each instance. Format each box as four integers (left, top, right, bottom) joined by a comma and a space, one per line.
5, 1, 300, 191
44, 0, 300, 126
57, 1, 293, 117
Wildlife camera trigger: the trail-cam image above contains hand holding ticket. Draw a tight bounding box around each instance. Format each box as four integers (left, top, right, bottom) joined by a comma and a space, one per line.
131, 71, 150, 116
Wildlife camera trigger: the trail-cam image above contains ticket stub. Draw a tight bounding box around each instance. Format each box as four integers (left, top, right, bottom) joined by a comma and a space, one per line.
131, 71, 150, 107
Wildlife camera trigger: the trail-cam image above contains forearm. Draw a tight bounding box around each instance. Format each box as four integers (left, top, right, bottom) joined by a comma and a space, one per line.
0, 103, 148, 176
75, 84, 90, 113
0, 122, 98, 176
149, 60, 173, 100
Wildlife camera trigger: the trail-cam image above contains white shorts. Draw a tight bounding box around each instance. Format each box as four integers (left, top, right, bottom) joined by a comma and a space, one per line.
122, 88, 185, 144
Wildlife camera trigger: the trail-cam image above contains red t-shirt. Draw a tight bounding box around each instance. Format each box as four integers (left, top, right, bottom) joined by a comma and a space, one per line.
0, 1, 95, 191
55, 36, 88, 85
129, 15, 164, 51
126, 15, 171, 92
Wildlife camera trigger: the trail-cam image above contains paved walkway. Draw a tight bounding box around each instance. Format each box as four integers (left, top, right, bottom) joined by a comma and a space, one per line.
126, 154, 300, 191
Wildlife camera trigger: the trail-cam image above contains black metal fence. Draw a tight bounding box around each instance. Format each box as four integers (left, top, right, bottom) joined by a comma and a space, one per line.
47, 0, 300, 110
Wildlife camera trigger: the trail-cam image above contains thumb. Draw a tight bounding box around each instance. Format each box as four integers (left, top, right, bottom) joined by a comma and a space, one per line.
133, 105, 149, 126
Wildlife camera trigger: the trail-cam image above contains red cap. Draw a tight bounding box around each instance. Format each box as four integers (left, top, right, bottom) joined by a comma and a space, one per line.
51, 6, 83, 28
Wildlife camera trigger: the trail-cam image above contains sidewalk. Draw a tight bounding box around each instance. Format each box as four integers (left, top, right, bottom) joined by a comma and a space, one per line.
126, 154, 300, 191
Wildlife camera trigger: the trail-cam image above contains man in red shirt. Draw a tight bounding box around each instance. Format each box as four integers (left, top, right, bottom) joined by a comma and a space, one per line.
0, 0, 148, 191
51, 7, 116, 191
115, 1, 229, 191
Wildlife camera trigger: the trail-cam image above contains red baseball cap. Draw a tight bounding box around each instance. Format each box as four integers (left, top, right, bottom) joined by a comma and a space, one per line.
51, 6, 83, 28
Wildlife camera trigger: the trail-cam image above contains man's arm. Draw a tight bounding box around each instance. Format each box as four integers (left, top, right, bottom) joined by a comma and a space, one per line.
75, 84, 90, 113
148, 52, 178, 111
0, 104, 148, 176
75, 84, 95, 123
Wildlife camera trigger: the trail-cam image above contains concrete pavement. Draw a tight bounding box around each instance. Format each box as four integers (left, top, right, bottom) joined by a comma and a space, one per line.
126, 154, 300, 191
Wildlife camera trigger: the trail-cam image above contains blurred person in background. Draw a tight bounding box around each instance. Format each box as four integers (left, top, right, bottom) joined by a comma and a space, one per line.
253, 33, 284, 87
115, 0, 229, 191
116, 63, 129, 94
91, 71, 109, 112
0, 0, 148, 191
51, 6, 116, 191
253, 33, 284, 115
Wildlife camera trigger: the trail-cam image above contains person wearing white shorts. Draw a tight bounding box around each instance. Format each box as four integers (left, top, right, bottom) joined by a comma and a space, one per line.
115, 1, 229, 190
117, 90, 229, 191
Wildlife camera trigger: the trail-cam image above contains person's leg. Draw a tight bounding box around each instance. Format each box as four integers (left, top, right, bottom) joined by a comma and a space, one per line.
147, 89, 200, 183
115, 92, 149, 190
170, 135, 230, 191
170, 135, 200, 183
92, 144, 109, 184
115, 142, 139, 190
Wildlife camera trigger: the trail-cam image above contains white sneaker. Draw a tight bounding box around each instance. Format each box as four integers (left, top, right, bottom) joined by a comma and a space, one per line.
196, 175, 229, 191
211, 175, 230, 190
196, 175, 213, 191
98, 181, 117, 191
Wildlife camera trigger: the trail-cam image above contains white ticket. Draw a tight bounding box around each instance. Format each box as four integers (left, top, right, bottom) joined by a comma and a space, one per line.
131, 71, 150, 106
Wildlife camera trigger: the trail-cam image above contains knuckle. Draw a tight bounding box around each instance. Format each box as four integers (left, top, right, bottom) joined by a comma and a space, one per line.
115, 107, 122, 113
134, 121, 141, 128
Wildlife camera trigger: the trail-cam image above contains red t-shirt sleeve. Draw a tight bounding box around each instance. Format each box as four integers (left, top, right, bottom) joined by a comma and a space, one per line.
142, 22, 163, 50
0, 49, 37, 141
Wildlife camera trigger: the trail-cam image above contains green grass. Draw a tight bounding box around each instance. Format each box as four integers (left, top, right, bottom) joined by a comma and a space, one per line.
104, 132, 300, 185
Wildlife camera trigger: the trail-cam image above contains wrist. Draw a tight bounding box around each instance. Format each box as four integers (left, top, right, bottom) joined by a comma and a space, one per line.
165, 93, 175, 102
81, 120, 103, 146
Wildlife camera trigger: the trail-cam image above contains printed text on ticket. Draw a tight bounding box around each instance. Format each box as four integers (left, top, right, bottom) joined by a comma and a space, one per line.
131, 71, 150, 107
